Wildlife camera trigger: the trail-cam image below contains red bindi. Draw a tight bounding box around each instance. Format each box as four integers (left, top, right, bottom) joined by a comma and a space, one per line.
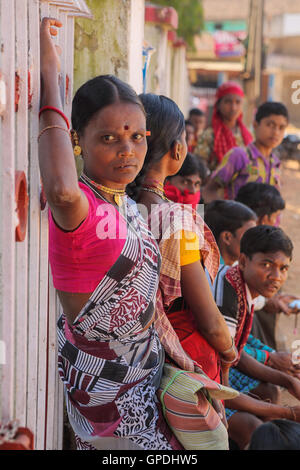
124, 125, 129, 130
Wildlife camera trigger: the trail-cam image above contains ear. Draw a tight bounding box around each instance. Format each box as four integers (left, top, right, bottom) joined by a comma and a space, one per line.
171, 140, 182, 161
259, 214, 269, 225
220, 230, 233, 247
239, 252, 247, 271
253, 120, 258, 131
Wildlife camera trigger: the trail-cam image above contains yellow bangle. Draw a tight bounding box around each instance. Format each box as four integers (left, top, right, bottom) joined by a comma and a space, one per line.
38, 125, 70, 142
221, 337, 235, 355
220, 354, 238, 365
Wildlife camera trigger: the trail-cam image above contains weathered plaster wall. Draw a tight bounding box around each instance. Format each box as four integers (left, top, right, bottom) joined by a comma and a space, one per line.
171, 45, 190, 117
144, 23, 168, 95
73, 0, 144, 94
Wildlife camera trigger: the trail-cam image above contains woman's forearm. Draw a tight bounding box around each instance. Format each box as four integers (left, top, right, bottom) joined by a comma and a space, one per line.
196, 312, 233, 354
181, 261, 234, 357
40, 68, 62, 108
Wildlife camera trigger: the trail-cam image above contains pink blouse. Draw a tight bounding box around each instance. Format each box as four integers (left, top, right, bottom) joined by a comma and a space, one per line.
49, 183, 127, 293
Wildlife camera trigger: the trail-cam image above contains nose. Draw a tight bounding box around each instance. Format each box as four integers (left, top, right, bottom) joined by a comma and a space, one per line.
232, 102, 240, 113
117, 140, 134, 157
268, 265, 283, 281
273, 127, 282, 140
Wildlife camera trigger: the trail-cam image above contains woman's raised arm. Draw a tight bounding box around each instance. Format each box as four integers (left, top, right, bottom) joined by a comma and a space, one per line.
39, 18, 88, 230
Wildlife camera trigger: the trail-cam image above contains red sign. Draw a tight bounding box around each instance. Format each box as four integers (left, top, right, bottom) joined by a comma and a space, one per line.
213, 30, 246, 57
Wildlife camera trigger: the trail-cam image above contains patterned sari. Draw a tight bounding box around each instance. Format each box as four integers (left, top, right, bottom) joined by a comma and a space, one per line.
57, 196, 180, 450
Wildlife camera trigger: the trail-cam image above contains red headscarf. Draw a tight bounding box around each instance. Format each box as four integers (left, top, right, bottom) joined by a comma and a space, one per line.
164, 181, 200, 209
212, 81, 253, 164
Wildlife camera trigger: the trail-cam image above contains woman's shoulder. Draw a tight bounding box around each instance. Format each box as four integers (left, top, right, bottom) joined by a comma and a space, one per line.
149, 202, 202, 241
49, 182, 121, 237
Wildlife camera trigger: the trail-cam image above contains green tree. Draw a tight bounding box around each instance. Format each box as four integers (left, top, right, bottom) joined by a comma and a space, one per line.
150, 0, 204, 47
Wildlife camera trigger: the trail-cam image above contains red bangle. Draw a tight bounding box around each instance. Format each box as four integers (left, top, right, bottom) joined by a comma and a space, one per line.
264, 351, 270, 364
39, 106, 70, 129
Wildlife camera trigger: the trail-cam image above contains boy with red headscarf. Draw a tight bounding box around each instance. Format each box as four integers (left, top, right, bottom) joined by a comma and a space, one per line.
194, 81, 253, 171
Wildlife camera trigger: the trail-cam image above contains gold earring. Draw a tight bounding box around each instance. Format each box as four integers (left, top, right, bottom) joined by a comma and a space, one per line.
72, 130, 82, 156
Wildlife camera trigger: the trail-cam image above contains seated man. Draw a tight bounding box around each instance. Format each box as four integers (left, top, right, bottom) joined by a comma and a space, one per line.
205, 199, 300, 349
235, 182, 298, 346
208, 224, 300, 448
203, 102, 288, 202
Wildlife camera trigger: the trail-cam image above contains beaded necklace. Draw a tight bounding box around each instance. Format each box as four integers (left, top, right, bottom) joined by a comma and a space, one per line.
81, 173, 126, 207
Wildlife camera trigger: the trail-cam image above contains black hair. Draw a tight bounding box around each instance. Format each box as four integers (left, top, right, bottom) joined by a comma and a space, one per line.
249, 420, 300, 450
255, 101, 289, 123
204, 200, 257, 243
127, 93, 185, 200
240, 225, 293, 260
235, 182, 285, 218
189, 108, 205, 117
71, 75, 145, 134
172, 153, 208, 182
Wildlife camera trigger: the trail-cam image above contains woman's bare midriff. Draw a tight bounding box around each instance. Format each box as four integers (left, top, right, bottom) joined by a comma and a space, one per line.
57, 290, 92, 325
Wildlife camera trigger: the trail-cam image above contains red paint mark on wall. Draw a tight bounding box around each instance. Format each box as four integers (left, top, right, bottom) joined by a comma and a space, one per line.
65, 74, 70, 103
28, 70, 33, 109
15, 71, 20, 112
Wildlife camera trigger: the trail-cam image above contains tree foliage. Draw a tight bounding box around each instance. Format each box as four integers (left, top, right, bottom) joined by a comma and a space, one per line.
150, 0, 204, 48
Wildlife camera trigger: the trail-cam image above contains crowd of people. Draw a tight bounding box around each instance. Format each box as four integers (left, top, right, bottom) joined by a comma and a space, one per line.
39, 18, 300, 451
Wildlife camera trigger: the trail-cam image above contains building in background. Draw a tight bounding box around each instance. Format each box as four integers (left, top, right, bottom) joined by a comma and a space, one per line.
144, 3, 190, 115
188, 0, 300, 130
187, 0, 249, 120
263, 4, 300, 129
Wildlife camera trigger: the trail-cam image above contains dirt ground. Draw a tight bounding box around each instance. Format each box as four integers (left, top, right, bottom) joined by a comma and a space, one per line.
275, 160, 300, 407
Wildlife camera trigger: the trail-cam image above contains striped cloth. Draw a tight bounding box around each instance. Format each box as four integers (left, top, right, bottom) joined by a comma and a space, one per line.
158, 363, 238, 450
244, 334, 274, 364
